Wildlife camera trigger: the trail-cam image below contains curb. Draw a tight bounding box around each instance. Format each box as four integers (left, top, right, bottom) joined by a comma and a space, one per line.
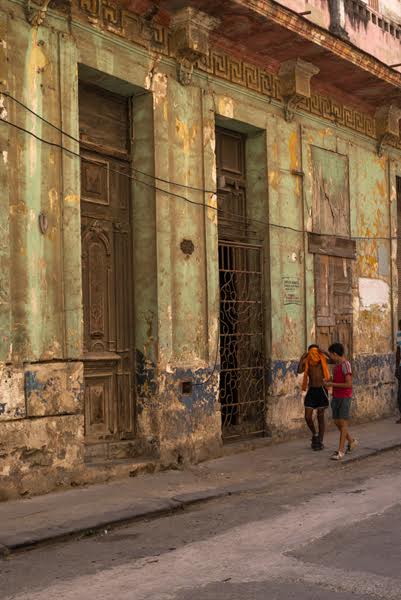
1, 441, 401, 557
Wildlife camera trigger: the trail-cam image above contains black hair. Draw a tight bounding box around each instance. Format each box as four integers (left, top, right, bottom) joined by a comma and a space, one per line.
308, 344, 319, 350
328, 342, 344, 356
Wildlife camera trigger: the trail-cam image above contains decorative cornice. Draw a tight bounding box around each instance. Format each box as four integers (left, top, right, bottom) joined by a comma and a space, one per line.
197, 50, 377, 140
375, 105, 401, 157
61, 0, 401, 151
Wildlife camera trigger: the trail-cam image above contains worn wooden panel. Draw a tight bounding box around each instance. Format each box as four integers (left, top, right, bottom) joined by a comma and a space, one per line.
315, 254, 352, 355
80, 83, 135, 443
84, 364, 116, 440
216, 127, 247, 241
311, 147, 350, 237
79, 82, 129, 155
308, 233, 356, 259
81, 217, 114, 353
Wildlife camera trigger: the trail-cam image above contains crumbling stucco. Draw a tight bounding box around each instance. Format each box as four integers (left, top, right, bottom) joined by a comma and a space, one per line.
0, 365, 25, 421
25, 362, 83, 417
0, 415, 84, 501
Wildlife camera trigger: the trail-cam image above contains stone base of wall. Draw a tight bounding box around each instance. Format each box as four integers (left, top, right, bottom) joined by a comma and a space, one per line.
0, 354, 397, 500
157, 367, 222, 466
0, 362, 223, 500
0, 361, 85, 500
0, 414, 84, 500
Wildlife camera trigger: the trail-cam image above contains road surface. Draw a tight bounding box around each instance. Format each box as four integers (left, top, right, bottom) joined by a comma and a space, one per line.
2, 449, 401, 599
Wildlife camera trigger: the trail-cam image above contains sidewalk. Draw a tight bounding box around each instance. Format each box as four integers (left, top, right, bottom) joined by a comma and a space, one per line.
1, 418, 400, 556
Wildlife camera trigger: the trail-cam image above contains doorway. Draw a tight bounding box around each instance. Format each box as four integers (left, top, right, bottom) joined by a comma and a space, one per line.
311, 146, 353, 356
79, 82, 135, 446
216, 127, 266, 440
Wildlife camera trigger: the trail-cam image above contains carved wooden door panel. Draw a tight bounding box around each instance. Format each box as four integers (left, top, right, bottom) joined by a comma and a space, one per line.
79, 83, 134, 443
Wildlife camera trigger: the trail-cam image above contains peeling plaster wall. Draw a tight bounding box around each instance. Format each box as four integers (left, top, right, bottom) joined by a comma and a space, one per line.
1, 0, 400, 498
266, 120, 398, 435
0, 3, 84, 499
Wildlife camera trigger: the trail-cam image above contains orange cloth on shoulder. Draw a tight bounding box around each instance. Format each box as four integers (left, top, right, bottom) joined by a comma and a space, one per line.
302, 348, 330, 391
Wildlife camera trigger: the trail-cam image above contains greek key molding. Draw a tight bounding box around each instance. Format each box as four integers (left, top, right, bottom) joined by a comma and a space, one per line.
67, 0, 401, 147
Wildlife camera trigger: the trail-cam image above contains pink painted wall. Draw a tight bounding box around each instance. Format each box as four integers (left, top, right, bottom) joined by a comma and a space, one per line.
274, 0, 401, 71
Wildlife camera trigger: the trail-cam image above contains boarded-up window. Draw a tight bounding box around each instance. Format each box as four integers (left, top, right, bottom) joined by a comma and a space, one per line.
312, 147, 349, 237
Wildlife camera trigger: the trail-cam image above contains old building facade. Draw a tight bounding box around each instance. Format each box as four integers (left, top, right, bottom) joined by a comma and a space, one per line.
1, 0, 401, 499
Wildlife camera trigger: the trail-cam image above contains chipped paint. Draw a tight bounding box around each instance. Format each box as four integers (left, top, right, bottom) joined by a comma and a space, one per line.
148, 71, 168, 109
175, 118, 197, 154
359, 277, 389, 309
0, 93, 7, 120
207, 193, 218, 224
217, 96, 234, 118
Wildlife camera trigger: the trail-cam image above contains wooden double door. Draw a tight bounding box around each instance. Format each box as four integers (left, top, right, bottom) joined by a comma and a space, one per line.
79, 82, 135, 443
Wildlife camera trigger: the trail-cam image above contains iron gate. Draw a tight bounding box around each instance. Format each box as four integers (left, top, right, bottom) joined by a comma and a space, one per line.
219, 240, 266, 440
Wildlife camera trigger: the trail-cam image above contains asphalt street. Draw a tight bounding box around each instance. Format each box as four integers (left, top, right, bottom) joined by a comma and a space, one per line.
2, 448, 401, 600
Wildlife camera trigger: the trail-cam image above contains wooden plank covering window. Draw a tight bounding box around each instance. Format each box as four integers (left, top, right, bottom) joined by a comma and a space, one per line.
308, 233, 356, 259
79, 82, 130, 157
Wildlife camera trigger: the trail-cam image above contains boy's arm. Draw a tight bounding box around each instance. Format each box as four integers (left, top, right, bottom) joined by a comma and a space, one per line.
321, 349, 335, 364
297, 353, 307, 374
331, 374, 352, 389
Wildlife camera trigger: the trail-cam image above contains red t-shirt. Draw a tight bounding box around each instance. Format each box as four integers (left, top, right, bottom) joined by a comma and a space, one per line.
333, 361, 352, 398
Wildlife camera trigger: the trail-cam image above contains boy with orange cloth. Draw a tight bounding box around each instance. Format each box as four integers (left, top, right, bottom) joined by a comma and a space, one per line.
297, 344, 330, 451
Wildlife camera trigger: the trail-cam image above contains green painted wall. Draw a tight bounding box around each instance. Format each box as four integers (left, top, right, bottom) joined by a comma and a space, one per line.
1, 0, 400, 453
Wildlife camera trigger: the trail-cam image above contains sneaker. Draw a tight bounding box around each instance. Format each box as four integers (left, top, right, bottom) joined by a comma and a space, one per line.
396, 419, 401, 424
313, 441, 324, 451
346, 439, 358, 454
330, 451, 344, 461
311, 434, 319, 450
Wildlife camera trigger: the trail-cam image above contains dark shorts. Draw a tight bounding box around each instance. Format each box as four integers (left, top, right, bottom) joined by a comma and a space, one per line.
331, 397, 352, 420
304, 387, 329, 410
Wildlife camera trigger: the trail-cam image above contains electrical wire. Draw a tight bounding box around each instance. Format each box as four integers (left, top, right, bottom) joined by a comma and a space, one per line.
0, 115, 398, 242
2, 91, 217, 195
0, 109, 397, 386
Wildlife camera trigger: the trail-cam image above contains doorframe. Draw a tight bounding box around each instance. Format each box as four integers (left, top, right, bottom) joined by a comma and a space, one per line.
214, 118, 270, 440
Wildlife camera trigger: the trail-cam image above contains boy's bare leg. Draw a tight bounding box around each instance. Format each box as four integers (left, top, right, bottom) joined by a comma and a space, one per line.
317, 408, 325, 443
304, 408, 316, 436
335, 419, 348, 453
346, 429, 354, 443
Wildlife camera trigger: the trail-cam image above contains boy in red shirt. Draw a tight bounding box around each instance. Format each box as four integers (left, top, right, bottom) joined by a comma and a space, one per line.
324, 342, 358, 461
